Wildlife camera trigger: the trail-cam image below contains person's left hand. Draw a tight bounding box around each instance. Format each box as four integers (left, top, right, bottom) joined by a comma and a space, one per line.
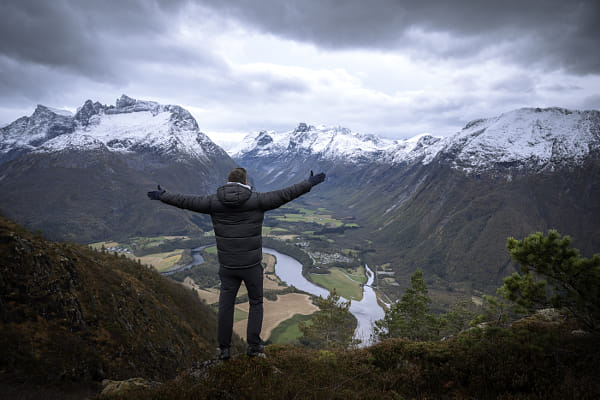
308, 170, 326, 186
147, 185, 165, 200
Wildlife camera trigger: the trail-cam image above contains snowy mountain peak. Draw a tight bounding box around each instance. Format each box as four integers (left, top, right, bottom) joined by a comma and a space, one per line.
0, 95, 222, 163
446, 107, 600, 172
233, 122, 447, 165
233, 123, 397, 163
293, 122, 311, 133
33, 104, 73, 118
233, 107, 600, 173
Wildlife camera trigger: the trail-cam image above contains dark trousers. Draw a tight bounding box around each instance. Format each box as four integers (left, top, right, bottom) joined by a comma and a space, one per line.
218, 264, 263, 348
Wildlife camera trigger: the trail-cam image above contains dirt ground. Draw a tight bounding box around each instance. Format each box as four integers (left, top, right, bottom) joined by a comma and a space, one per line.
181, 254, 316, 342
182, 277, 220, 304
233, 293, 318, 341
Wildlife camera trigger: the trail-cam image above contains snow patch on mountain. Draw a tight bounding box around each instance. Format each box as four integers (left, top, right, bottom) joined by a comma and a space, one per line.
0, 95, 220, 161
38, 111, 173, 152
447, 107, 600, 172
233, 123, 399, 162
385, 133, 447, 165
44, 106, 73, 117
233, 123, 446, 166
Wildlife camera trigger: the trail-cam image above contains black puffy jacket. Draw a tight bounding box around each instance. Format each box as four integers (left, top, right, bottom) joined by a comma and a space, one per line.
159, 181, 312, 268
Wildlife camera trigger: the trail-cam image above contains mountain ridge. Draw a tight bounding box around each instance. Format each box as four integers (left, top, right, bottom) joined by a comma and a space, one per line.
233, 107, 600, 175
0, 95, 237, 242
1, 94, 227, 163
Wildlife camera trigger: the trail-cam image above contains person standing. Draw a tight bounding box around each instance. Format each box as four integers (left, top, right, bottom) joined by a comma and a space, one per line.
147, 167, 326, 359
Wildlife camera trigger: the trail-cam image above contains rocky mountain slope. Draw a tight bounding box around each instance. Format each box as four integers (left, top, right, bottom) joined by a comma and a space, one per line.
0, 215, 243, 387
234, 108, 600, 295
0, 95, 237, 242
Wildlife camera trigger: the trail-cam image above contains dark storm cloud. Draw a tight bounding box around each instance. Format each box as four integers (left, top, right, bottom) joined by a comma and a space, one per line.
0, 0, 199, 78
202, 0, 600, 74
2, 0, 597, 84
1, 0, 598, 136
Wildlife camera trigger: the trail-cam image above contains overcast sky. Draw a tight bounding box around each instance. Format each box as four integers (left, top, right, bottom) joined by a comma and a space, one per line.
1, 0, 599, 144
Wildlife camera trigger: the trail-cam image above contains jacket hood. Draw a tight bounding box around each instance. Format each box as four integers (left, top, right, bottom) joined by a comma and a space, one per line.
217, 183, 252, 207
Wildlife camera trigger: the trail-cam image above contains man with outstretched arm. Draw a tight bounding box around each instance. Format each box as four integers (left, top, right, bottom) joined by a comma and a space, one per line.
147, 167, 326, 360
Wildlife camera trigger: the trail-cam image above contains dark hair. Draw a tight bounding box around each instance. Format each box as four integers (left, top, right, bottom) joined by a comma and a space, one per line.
228, 167, 247, 184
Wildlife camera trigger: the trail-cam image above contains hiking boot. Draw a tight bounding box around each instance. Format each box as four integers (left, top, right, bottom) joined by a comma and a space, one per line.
219, 347, 231, 361
246, 344, 266, 358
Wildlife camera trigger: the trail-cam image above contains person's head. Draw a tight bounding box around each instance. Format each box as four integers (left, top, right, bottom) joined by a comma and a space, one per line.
228, 167, 247, 184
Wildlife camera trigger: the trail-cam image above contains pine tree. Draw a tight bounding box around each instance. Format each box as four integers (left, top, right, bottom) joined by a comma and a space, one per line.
439, 300, 476, 337
500, 230, 600, 332
298, 290, 356, 349
470, 294, 511, 328
373, 269, 439, 341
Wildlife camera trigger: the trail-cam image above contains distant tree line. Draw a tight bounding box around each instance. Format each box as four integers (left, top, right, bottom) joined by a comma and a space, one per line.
313, 224, 358, 236
133, 237, 215, 257
169, 247, 219, 286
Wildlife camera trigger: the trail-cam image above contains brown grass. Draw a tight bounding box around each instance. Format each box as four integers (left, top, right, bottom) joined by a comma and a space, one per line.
136, 250, 184, 272
233, 293, 318, 341
181, 255, 311, 342
263, 253, 276, 273
181, 278, 220, 304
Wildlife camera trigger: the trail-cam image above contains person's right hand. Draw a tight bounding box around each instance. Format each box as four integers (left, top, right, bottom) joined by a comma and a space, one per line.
308, 171, 326, 186
147, 185, 165, 200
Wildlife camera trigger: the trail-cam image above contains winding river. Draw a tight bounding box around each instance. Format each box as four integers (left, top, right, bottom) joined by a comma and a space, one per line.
265, 248, 385, 346
161, 245, 210, 276
165, 245, 385, 345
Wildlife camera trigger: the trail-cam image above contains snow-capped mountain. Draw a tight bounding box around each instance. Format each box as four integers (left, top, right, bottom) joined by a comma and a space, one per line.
233, 107, 600, 175
0, 95, 225, 163
232, 122, 447, 167
231, 123, 398, 163
0, 95, 236, 242
444, 107, 600, 173
231, 107, 599, 297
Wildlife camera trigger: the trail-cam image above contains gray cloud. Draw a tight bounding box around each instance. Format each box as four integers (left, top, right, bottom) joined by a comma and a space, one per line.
491, 74, 538, 93
200, 0, 600, 74
0, 0, 598, 137
582, 94, 600, 110
0, 0, 235, 113
2, 0, 598, 83
0, 0, 199, 79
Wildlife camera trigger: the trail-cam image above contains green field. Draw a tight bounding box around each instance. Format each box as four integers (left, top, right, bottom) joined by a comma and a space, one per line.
274, 206, 345, 227
345, 265, 367, 284
203, 245, 217, 255
309, 267, 365, 301
267, 313, 313, 344
340, 248, 361, 258
234, 308, 249, 323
